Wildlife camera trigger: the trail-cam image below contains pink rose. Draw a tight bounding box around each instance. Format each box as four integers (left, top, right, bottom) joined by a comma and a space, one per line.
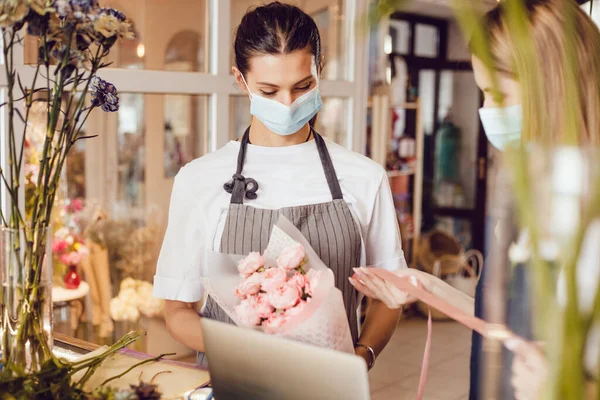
289, 272, 307, 291
276, 243, 306, 270
267, 282, 301, 310
59, 254, 70, 265
52, 240, 68, 254
234, 272, 264, 299
237, 252, 265, 277
234, 298, 262, 327
284, 300, 307, 318
305, 270, 322, 296
78, 245, 89, 256
261, 267, 287, 292
65, 251, 82, 266
70, 198, 84, 212
255, 293, 275, 319
263, 313, 288, 329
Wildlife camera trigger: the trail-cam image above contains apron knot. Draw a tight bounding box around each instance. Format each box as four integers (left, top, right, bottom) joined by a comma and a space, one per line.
223, 173, 259, 200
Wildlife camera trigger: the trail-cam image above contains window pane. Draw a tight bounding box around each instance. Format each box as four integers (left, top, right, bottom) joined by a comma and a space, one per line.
230, 96, 251, 141
389, 20, 411, 54
230, 96, 348, 146
414, 24, 439, 58
164, 95, 209, 178
418, 70, 436, 135
116, 93, 145, 208
230, 1, 347, 80
433, 71, 480, 210
315, 97, 347, 145
24, 0, 209, 72
39, 94, 210, 213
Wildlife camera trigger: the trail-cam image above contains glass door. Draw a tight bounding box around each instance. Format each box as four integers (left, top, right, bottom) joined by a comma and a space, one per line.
430, 69, 487, 252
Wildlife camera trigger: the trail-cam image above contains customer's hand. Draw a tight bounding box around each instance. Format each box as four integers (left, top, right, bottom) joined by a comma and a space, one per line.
349, 267, 433, 309
510, 340, 547, 400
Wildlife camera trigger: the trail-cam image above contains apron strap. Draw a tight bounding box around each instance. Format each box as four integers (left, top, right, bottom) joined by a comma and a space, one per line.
313, 130, 343, 200
224, 126, 343, 204
223, 127, 258, 204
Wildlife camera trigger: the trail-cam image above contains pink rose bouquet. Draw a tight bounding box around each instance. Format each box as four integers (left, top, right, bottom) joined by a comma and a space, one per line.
52, 227, 88, 270
232, 244, 310, 327
200, 215, 354, 353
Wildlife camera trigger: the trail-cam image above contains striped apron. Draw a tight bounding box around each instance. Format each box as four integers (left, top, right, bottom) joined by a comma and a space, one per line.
198, 127, 362, 365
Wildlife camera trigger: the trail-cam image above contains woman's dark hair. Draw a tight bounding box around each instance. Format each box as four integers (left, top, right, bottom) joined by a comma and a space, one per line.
234, 2, 323, 77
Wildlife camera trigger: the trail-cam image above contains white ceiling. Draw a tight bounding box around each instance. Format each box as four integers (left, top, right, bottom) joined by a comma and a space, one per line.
399, 0, 499, 19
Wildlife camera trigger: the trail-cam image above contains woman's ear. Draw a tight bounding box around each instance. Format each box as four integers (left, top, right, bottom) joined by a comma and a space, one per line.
232, 67, 248, 93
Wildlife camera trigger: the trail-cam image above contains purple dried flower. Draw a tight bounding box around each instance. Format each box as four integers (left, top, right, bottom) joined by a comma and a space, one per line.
56, 0, 99, 19
98, 7, 126, 22
70, 0, 99, 13
26, 11, 49, 36
90, 76, 119, 112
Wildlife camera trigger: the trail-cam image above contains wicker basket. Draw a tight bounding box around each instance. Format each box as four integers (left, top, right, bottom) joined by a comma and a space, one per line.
416, 230, 464, 277
415, 230, 483, 321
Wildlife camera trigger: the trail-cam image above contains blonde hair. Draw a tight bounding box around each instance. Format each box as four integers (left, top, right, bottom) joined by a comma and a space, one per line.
477, 0, 600, 145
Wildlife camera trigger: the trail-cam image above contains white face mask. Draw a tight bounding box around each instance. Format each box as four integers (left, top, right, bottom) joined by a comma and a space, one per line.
478, 104, 523, 151
240, 74, 322, 136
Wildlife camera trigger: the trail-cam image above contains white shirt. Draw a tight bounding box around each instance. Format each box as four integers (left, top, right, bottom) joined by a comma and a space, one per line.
153, 138, 406, 302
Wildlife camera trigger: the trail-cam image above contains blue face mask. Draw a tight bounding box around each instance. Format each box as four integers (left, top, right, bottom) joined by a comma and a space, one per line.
478, 104, 522, 150
241, 74, 323, 136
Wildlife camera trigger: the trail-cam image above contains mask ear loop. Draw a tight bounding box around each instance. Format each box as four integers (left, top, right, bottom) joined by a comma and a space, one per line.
239, 72, 253, 99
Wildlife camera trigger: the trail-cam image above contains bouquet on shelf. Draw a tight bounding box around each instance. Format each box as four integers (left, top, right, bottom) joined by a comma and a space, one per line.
109, 278, 165, 323
52, 224, 88, 286
86, 215, 161, 288
51, 198, 88, 285
202, 215, 354, 353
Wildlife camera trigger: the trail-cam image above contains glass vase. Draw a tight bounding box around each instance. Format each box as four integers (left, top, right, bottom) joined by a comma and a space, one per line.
64, 264, 81, 290
1, 226, 53, 371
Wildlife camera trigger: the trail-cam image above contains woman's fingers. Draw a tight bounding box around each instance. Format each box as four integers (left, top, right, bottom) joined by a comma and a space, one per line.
352, 269, 399, 308
365, 268, 420, 303
349, 267, 428, 308
348, 276, 377, 299
357, 268, 412, 308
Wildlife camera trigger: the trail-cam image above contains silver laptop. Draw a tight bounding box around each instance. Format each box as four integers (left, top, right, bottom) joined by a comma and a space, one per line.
201, 319, 370, 400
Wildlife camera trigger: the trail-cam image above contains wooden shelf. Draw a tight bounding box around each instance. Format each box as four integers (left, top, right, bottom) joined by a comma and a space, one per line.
369, 96, 423, 267
387, 168, 415, 177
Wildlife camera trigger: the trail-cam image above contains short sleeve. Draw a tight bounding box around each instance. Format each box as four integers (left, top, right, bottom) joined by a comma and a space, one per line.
364, 173, 408, 271
153, 170, 206, 302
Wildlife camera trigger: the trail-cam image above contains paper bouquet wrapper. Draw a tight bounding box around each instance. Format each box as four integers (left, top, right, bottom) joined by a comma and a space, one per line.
368, 268, 531, 400
201, 215, 355, 354
370, 268, 526, 347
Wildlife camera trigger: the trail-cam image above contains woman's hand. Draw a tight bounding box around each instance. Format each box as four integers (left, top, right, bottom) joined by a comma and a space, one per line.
510, 340, 547, 400
349, 267, 434, 309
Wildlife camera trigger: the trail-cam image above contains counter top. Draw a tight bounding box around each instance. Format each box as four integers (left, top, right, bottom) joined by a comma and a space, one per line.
53, 333, 211, 399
